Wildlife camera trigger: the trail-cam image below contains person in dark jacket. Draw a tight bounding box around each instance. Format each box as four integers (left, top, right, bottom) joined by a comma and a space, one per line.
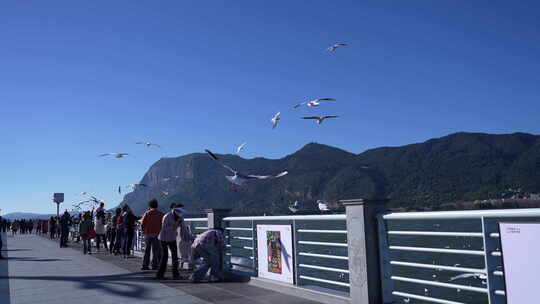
59, 211, 72, 248
121, 205, 137, 259
79, 212, 93, 254
112, 208, 122, 255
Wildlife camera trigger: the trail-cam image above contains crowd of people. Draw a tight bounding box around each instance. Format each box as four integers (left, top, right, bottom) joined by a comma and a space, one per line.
0, 199, 226, 282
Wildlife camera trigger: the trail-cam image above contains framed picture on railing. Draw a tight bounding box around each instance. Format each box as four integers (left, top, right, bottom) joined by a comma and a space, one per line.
257, 224, 294, 284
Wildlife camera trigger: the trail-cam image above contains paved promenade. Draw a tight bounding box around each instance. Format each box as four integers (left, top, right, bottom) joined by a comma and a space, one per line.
0, 234, 320, 304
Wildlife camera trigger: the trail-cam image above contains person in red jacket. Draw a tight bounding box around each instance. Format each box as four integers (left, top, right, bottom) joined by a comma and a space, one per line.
140, 199, 164, 270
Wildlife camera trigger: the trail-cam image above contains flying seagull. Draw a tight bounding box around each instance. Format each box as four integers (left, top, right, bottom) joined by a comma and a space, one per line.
127, 183, 148, 189
136, 142, 161, 148
205, 149, 288, 186
80, 192, 88, 195
293, 98, 336, 109
235, 142, 247, 154
317, 200, 330, 212
301, 115, 339, 125
99, 153, 129, 158
327, 43, 348, 51
449, 273, 487, 282
271, 112, 281, 129
162, 177, 171, 182
289, 201, 300, 213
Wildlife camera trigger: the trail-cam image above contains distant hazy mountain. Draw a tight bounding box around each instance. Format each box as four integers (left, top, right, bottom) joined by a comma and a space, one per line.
118, 132, 540, 216
2, 212, 55, 220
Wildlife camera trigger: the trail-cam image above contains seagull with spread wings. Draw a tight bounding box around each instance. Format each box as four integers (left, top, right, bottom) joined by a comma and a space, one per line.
301, 115, 339, 124
99, 153, 129, 158
327, 42, 348, 51
136, 141, 161, 148
126, 183, 148, 189
293, 98, 336, 109
271, 112, 281, 129
235, 142, 247, 154
205, 149, 288, 186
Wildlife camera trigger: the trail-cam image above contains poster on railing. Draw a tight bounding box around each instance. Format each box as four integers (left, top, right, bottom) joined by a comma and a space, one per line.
500, 222, 540, 304
257, 224, 294, 284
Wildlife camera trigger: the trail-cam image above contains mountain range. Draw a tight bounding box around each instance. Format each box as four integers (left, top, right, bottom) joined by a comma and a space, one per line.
118, 132, 540, 216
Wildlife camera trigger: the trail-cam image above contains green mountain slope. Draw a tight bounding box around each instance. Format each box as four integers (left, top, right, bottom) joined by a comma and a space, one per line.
119, 132, 540, 215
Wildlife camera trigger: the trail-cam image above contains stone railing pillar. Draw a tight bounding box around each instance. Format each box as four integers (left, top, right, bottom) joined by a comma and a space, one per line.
341, 199, 389, 304
204, 208, 232, 229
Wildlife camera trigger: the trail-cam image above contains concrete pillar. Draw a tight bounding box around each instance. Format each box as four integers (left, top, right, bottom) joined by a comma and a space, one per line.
204, 208, 232, 229
341, 199, 389, 304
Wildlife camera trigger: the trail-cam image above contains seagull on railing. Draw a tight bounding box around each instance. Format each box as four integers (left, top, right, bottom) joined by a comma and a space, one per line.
99, 152, 129, 158
271, 112, 281, 129
293, 98, 336, 109
205, 149, 288, 186
317, 200, 330, 212
327, 42, 347, 51
136, 141, 161, 148
289, 201, 300, 213
301, 115, 339, 125
235, 142, 247, 154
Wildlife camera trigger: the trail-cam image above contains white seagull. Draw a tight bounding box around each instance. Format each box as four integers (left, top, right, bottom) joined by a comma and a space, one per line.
317, 200, 330, 212
327, 42, 348, 51
301, 115, 339, 124
99, 153, 129, 158
162, 191, 169, 196
235, 142, 247, 154
271, 112, 281, 129
289, 201, 300, 213
126, 183, 148, 189
136, 141, 161, 148
293, 98, 336, 109
205, 149, 288, 186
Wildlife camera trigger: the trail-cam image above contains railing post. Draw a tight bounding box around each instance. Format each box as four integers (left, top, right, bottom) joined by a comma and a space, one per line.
341, 198, 389, 304
204, 208, 231, 229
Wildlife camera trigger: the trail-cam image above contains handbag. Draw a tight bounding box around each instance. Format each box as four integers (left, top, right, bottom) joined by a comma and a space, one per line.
88, 228, 96, 239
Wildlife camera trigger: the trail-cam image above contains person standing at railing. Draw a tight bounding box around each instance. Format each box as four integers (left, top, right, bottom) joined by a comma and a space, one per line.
177, 204, 195, 270
140, 199, 164, 270
190, 227, 225, 283
79, 212, 93, 254
121, 205, 137, 259
59, 211, 71, 248
156, 203, 183, 280
112, 208, 123, 255
94, 207, 108, 252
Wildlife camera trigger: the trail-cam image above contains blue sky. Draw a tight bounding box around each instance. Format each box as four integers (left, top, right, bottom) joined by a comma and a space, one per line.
1, 1, 539, 215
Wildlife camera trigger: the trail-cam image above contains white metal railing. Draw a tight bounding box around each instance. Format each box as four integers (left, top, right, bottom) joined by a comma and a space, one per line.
380, 207, 540, 304
223, 214, 349, 295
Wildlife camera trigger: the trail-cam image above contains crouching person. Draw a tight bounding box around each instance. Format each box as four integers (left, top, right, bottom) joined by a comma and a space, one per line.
190, 228, 225, 283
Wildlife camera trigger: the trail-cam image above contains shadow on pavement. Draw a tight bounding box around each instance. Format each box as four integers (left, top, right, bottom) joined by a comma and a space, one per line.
4, 257, 71, 262
1, 272, 159, 300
